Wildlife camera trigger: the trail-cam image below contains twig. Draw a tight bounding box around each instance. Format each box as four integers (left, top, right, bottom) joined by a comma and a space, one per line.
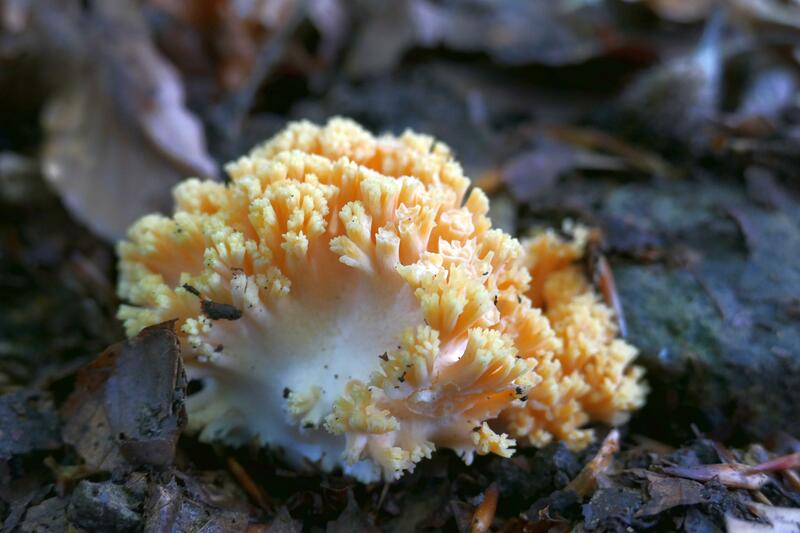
784, 470, 800, 493
568, 429, 620, 498
471, 483, 499, 533
746, 453, 800, 474
662, 463, 770, 490
227, 457, 274, 511
377, 482, 390, 511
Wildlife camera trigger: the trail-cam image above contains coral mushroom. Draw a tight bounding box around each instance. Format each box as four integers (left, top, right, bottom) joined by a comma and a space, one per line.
117, 117, 645, 481
500, 226, 647, 450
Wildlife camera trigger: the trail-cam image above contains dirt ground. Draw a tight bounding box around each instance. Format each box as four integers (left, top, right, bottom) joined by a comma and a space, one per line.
1, 1, 799, 531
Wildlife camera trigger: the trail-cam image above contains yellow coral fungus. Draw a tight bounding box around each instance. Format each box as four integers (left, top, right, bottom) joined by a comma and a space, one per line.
117, 118, 552, 481
500, 226, 647, 450
116, 117, 645, 481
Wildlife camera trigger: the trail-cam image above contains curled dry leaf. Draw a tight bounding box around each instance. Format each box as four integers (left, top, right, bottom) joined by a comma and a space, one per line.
42, 0, 216, 242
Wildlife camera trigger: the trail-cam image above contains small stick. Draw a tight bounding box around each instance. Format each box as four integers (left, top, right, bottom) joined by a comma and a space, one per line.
471, 483, 499, 533
746, 453, 800, 474
568, 429, 620, 498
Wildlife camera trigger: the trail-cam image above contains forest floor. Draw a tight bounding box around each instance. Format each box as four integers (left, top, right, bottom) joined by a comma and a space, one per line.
1, 1, 799, 531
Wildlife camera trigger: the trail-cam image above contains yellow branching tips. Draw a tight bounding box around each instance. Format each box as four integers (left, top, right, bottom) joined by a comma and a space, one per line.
117, 118, 646, 482
500, 227, 648, 450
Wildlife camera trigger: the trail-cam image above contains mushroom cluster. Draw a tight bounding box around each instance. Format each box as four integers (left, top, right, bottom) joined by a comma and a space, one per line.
117, 118, 645, 482
502, 227, 647, 451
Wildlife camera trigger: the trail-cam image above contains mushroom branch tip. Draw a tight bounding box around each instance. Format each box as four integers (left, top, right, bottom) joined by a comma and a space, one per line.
116, 117, 646, 482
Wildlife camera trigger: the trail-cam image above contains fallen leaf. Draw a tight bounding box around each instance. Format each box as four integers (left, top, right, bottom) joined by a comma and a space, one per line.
40, 0, 216, 241
61, 321, 187, 472
144, 476, 250, 533
635, 471, 706, 516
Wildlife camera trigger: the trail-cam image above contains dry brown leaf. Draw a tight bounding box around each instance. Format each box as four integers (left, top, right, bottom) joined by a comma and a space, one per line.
61, 321, 186, 472
635, 472, 705, 517
41, 0, 215, 241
